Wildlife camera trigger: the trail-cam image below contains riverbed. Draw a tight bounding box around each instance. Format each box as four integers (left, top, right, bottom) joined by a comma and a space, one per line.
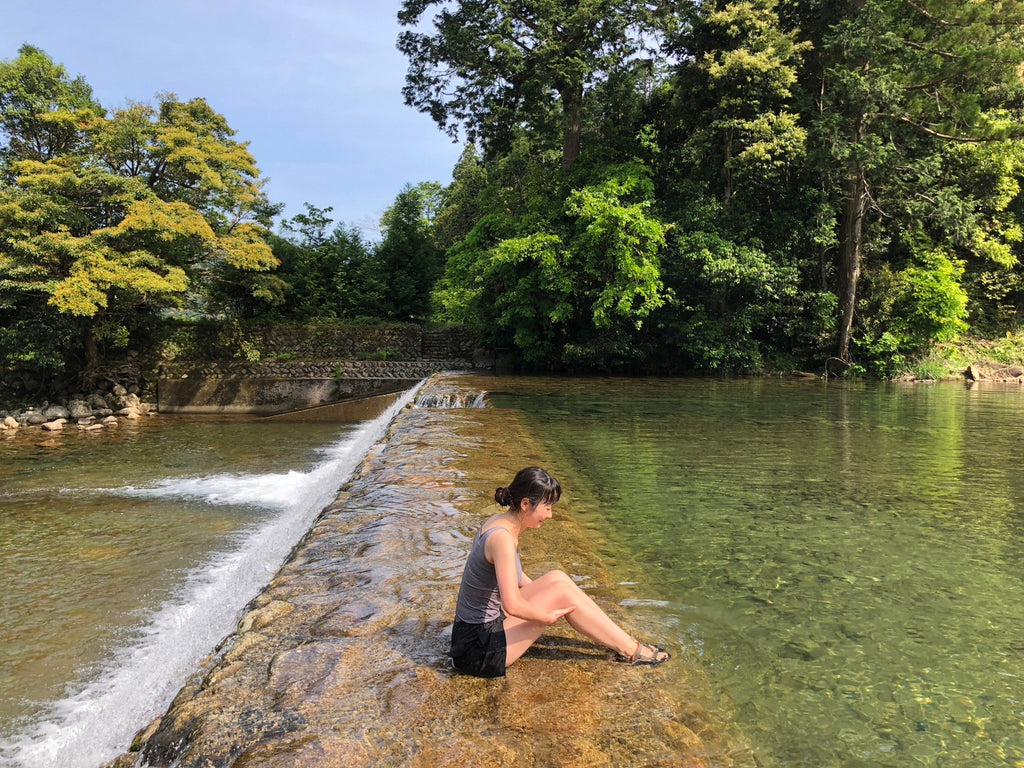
3, 373, 1022, 766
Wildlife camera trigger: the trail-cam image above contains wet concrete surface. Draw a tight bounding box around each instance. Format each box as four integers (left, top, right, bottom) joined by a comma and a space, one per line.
105, 373, 745, 768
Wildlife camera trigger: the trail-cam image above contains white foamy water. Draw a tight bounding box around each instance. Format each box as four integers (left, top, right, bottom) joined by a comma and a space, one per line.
0, 382, 422, 768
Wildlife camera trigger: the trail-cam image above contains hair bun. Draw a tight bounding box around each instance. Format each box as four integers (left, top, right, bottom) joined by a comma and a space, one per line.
494, 487, 513, 506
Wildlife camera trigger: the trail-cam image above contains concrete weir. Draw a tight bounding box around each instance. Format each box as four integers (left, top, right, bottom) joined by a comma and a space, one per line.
106, 373, 742, 768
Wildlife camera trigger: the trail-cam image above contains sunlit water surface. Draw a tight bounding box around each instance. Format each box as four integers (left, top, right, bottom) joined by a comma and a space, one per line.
0, 388, 417, 768
490, 377, 1024, 768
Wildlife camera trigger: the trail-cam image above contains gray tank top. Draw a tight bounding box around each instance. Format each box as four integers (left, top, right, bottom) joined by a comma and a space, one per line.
454, 526, 523, 624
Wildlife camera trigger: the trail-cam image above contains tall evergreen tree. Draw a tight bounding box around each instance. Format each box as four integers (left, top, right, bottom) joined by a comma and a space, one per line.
376, 184, 443, 321
398, 0, 657, 168
799, 0, 1024, 361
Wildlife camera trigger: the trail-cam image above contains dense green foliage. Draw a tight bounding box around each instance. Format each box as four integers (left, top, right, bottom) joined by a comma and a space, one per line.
264, 183, 444, 324
7, 0, 1024, 388
0, 47, 442, 391
0, 45, 280, 386
401, 0, 1024, 374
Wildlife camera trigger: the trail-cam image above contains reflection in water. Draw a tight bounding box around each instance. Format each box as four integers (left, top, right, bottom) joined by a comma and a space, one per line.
486, 377, 1024, 768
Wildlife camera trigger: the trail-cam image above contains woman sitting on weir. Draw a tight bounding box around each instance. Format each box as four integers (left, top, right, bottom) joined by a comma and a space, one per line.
450, 466, 670, 678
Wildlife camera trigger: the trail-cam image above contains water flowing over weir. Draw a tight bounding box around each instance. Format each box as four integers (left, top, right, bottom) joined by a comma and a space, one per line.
0, 381, 424, 768
103, 372, 736, 768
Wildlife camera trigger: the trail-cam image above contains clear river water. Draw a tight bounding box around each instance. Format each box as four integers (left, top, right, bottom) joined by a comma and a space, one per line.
487, 377, 1024, 767
0, 388, 419, 768
1, 376, 1022, 767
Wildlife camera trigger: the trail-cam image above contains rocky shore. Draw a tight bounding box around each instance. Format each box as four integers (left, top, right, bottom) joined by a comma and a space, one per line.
102, 373, 745, 768
0, 385, 156, 434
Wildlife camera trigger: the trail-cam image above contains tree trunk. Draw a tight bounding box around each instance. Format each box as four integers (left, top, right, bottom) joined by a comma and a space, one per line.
836, 149, 868, 362
561, 86, 583, 170
84, 320, 99, 371
722, 127, 734, 208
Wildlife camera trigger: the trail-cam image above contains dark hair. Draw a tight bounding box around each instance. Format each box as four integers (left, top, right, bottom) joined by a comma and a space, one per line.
494, 467, 561, 509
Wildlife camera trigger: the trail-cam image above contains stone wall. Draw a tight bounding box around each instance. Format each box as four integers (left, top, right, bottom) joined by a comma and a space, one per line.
163, 322, 479, 363
156, 324, 483, 413
157, 361, 464, 414
2, 322, 485, 414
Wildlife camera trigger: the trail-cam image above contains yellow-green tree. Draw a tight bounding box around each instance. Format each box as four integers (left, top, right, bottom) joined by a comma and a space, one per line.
0, 45, 278, 376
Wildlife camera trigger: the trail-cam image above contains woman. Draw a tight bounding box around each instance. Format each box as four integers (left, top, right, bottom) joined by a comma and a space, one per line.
449, 466, 670, 678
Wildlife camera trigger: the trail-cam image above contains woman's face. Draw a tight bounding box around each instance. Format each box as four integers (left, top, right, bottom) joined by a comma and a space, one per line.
521, 498, 554, 529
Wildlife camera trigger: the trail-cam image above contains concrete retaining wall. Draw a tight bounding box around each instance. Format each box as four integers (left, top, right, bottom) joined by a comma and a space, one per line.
158, 361, 467, 414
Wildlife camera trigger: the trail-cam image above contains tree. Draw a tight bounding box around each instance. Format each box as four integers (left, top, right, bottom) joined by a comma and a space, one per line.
398, 0, 655, 168
669, 0, 809, 208
271, 204, 382, 320
0, 47, 278, 377
433, 163, 667, 367
432, 145, 489, 252
803, 0, 1024, 361
376, 184, 444, 320
0, 44, 102, 165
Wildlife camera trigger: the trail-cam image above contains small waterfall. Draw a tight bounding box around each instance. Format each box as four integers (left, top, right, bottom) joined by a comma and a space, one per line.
0, 380, 424, 768
414, 390, 488, 408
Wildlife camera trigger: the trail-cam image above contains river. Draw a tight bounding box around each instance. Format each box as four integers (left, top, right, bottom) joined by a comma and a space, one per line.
2, 376, 1023, 767
488, 376, 1024, 767
0, 387, 419, 768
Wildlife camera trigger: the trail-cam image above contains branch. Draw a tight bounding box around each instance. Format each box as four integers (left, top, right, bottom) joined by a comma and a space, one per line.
906, 0, 1021, 28
901, 38, 960, 61
905, 0, 957, 26
865, 113, 997, 142
902, 77, 954, 93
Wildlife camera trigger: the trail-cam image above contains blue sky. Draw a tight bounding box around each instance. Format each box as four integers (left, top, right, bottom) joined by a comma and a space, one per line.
1, 0, 464, 237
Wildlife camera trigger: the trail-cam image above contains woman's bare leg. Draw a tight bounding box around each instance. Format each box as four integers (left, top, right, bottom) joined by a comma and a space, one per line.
503, 570, 637, 666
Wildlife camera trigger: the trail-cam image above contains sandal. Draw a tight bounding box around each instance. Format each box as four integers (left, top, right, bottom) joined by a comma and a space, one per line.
618, 640, 670, 666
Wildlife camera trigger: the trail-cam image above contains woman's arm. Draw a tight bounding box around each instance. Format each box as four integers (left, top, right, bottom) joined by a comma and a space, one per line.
487, 529, 571, 624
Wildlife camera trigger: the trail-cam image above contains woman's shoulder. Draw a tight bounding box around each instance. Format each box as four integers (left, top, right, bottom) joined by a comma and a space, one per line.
479, 513, 508, 534
479, 518, 516, 546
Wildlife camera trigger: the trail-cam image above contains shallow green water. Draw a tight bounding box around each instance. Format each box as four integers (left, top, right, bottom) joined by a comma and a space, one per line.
492, 377, 1024, 767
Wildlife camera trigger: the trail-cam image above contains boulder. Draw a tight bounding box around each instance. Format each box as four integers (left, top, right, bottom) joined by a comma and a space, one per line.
42, 404, 70, 420
68, 400, 93, 420
964, 362, 1024, 382
42, 419, 66, 431
23, 411, 48, 425
88, 393, 109, 410
108, 385, 130, 409
1, 416, 17, 431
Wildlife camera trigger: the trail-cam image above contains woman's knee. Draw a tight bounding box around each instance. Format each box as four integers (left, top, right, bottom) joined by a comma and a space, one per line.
539, 570, 582, 603
539, 569, 575, 587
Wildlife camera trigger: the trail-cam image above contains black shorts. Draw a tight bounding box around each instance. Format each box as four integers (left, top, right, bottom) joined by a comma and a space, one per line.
450, 618, 507, 678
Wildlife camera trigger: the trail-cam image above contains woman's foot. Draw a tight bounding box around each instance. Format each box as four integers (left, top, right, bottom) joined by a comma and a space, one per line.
618, 640, 670, 666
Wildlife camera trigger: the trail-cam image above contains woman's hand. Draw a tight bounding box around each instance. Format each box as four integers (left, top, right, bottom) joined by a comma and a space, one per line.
542, 606, 576, 625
